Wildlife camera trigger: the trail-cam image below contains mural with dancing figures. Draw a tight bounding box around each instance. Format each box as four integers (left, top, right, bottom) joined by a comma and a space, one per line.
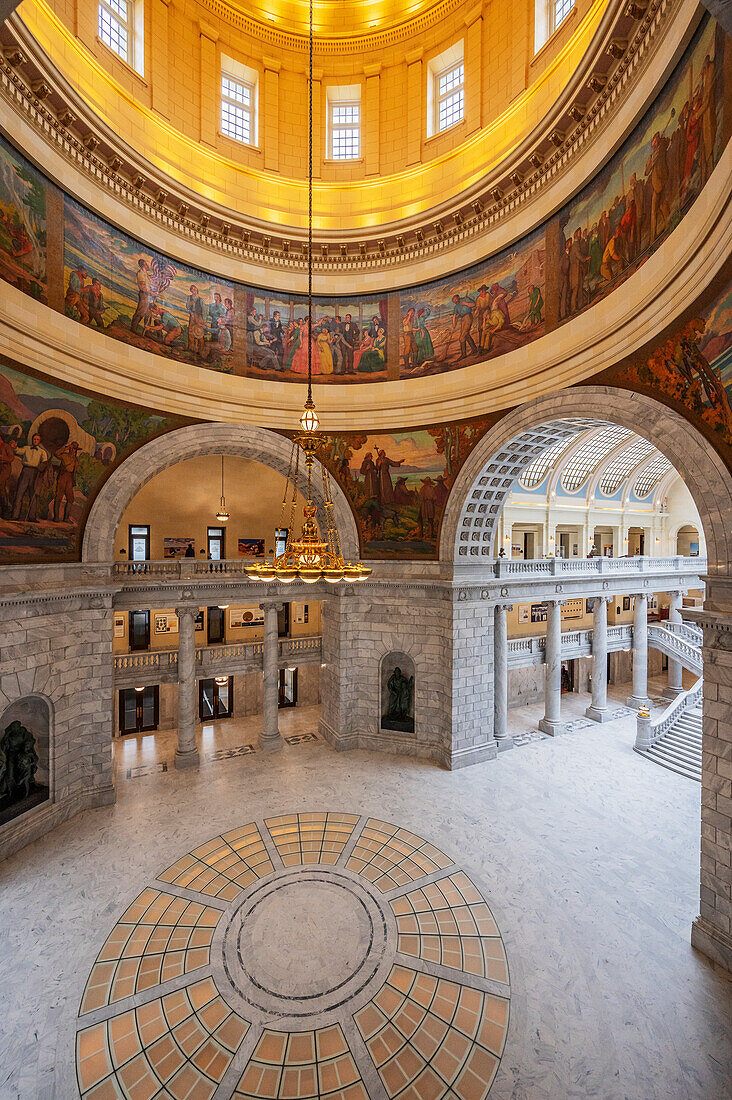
0, 362, 182, 561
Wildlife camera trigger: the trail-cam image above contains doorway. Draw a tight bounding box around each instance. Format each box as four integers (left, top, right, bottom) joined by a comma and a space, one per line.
207, 526, 226, 560
279, 667, 298, 708
207, 607, 226, 644
558, 532, 571, 559
129, 610, 150, 651
199, 677, 233, 720
561, 660, 575, 694
128, 524, 150, 562
523, 532, 535, 559
277, 604, 290, 637
119, 686, 159, 734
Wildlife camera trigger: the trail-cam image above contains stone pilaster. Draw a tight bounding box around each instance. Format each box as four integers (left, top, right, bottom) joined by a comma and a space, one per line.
627, 594, 651, 708
586, 595, 612, 722
539, 599, 563, 736
175, 606, 199, 769
493, 603, 513, 749
260, 602, 283, 751
687, 596, 732, 974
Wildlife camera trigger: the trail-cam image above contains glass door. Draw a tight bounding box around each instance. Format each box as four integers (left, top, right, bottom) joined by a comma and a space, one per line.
119, 686, 159, 734
129, 610, 150, 651
199, 677, 233, 720
279, 668, 298, 708
128, 524, 150, 562
207, 527, 225, 560
207, 607, 225, 644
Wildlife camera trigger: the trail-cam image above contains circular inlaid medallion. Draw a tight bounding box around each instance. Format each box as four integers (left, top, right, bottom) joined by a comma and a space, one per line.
75, 812, 511, 1100
238, 878, 372, 998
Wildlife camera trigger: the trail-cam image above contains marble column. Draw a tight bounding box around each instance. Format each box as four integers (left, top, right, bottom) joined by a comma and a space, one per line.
260, 602, 283, 752
493, 603, 513, 750
539, 599, 563, 736
664, 589, 684, 698
586, 596, 612, 722
627, 593, 651, 708
175, 606, 199, 769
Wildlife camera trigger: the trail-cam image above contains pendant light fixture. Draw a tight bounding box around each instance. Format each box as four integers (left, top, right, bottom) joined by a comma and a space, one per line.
246, 0, 370, 586
215, 454, 230, 523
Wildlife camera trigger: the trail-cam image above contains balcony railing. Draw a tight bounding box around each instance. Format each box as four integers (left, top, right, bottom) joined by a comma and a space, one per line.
492, 555, 706, 579
113, 636, 323, 677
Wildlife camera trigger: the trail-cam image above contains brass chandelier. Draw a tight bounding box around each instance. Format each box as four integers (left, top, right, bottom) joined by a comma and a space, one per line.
246, 0, 370, 586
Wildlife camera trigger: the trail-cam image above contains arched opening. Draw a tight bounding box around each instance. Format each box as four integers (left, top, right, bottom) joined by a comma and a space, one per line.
0, 695, 52, 825
94, 425, 356, 769
677, 524, 702, 557
440, 385, 732, 969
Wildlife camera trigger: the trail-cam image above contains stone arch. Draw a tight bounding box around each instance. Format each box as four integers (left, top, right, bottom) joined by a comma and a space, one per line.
0, 693, 53, 804
439, 387, 732, 578
82, 423, 360, 562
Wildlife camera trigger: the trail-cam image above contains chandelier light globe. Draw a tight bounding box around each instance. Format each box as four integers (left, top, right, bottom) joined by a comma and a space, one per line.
300, 403, 319, 434
216, 505, 230, 523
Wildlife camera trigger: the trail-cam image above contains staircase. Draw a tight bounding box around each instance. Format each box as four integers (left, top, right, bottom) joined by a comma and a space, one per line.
642, 705, 702, 782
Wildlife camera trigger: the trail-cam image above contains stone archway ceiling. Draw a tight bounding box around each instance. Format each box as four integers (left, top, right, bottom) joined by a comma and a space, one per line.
0, 0, 687, 269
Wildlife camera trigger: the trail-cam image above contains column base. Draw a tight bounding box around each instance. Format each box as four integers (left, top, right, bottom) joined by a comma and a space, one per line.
691, 916, 732, 973
626, 695, 651, 709
662, 685, 685, 699
260, 732, 283, 752
495, 736, 514, 752
174, 747, 200, 769
538, 717, 564, 736
585, 704, 611, 723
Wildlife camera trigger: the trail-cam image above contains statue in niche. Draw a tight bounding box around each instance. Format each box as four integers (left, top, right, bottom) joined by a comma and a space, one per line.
382, 666, 415, 733
0, 721, 39, 802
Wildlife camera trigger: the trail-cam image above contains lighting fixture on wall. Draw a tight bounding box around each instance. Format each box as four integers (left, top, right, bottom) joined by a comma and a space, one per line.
134, 686, 144, 693
214, 675, 228, 686
246, 0, 370, 586
215, 455, 230, 523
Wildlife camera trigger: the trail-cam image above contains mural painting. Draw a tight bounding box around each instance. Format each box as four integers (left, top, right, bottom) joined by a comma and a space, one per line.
63, 199, 238, 374
0, 142, 48, 303
0, 360, 179, 561
555, 16, 727, 323
399, 228, 545, 377
320, 419, 494, 558
615, 280, 732, 451
248, 291, 389, 378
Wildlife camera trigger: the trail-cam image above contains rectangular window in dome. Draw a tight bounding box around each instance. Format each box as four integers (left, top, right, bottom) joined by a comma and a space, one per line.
221, 73, 255, 145
552, 0, 575, 33
98, 0, 131, 64
328, 88, 361, 160
436, 61, 464, 134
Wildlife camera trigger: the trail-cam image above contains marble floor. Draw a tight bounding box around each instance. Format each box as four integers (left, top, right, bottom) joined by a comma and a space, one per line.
0, 698, 730, 1099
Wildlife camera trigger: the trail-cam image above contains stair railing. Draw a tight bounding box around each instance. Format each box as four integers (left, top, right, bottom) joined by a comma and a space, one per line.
634, 676, 703, 752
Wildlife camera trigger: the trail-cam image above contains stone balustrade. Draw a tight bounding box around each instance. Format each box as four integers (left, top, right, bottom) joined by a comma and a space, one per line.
113, 636, 322, 685
506, 625, 633, 668
491, 556, 706, 579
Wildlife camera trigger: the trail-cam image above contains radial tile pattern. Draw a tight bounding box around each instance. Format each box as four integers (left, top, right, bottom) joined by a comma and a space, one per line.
265, 812, 360, 866
77, 977, 249, 1099
76, 814, 510, 1100
354, 966, 507, 1099
390, 873, 508, 982
234, 1026, 368, 1099
80, 889, 221, 1014
159, 823, 274, 900
346, 818, 452, 891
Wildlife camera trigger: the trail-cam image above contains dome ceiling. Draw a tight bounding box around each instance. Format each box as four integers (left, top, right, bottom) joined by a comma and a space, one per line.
221, 0, 455, 40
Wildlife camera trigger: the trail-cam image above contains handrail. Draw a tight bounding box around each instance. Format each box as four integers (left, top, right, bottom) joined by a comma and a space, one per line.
635, 676, 703, 751
647, 623, 702, 673
114, 636, 323, 674
492, 555, 706, 579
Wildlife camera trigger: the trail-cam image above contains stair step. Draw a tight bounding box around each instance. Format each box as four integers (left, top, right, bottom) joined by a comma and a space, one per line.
663, 732, 702, 748
652, 744, 701, 768
643, 750, 701, 782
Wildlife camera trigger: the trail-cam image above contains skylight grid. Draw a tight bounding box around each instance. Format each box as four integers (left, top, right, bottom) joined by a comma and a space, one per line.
599, 439, 656, 495
633, 454, 673, 498
560, 426, 633, 491
518, 433, 578, 489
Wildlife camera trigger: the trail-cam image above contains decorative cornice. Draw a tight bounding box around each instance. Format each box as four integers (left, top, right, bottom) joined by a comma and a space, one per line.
0, 0, 689, 277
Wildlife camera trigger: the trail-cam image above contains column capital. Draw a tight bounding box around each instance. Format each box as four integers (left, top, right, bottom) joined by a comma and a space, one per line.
263, 55, 282, 73
259, 601, 284, 613
494, 602, 513, 613
175, 604, 198, 620
198, 19, 219, 41
363, 62, 382, 78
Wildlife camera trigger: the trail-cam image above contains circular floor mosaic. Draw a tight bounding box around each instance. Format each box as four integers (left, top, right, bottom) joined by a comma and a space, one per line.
75, 813, 510, 1099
